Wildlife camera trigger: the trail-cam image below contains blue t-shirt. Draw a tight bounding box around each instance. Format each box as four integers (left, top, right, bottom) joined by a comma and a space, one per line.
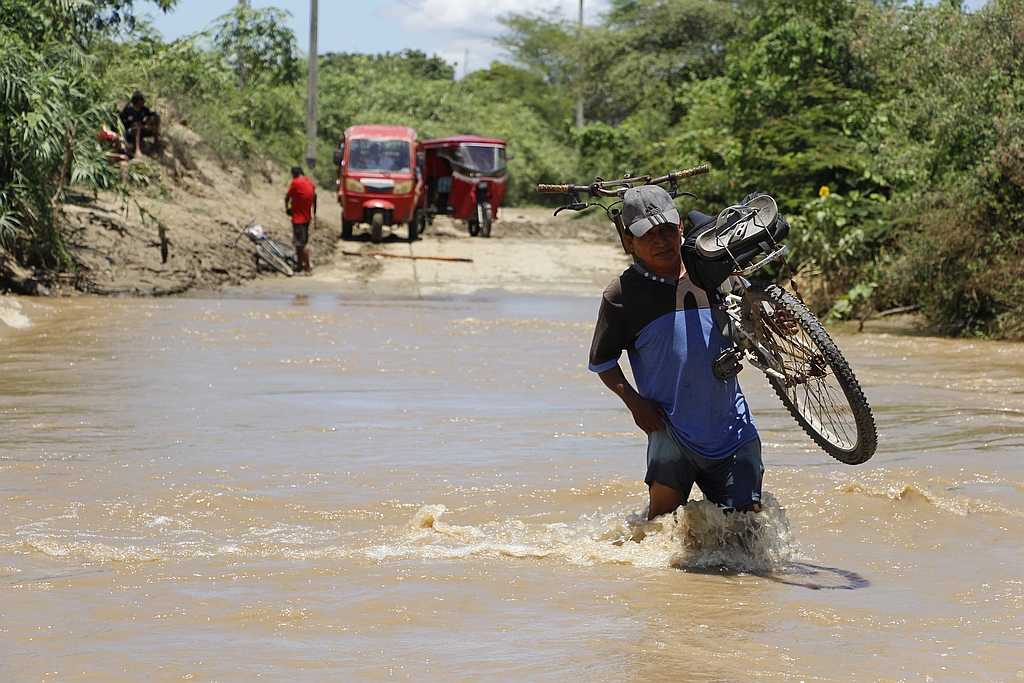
589, 263, 757, 458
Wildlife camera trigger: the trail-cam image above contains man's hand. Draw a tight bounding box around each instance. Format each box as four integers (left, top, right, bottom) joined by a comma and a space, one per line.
624, 394, 667, 434
598, 364, 666, 434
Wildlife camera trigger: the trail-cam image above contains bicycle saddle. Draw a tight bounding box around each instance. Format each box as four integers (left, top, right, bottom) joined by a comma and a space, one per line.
686, 210, 716, 235
694, 195, 779, 260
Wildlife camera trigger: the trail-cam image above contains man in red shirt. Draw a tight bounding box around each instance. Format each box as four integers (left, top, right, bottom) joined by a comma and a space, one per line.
285, 167, 317, 275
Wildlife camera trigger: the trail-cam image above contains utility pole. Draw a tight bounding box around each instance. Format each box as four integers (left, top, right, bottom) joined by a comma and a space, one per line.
463, 49, 469, 80
575, 0, 584, 130
305, 0, 319, 169
236, 0, 247, 88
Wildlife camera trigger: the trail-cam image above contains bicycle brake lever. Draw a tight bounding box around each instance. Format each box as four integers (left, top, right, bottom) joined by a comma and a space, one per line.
554, 202, 593, 216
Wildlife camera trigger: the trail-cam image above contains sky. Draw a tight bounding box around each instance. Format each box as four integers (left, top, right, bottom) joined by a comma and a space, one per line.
140, 0, 611, 77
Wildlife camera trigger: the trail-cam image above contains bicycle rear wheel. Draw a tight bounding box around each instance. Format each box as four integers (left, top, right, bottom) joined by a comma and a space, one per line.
255, 242, 294, 276
743, 282, 876, 464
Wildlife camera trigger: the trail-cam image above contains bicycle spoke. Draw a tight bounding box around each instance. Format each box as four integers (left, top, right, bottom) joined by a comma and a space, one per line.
779, 326, 857, 448
752, 296, 862, 452
797, 374, 857, 449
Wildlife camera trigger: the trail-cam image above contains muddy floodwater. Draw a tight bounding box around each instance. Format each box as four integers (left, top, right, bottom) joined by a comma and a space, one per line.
1, 294, 1022, 681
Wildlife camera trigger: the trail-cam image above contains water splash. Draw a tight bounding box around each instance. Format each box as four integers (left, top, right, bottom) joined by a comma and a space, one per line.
11, 491, 808, 577
666, 493, 800, 573
23, 538, 163, 563
362, 492, 802, 574
0, 298, 32, 329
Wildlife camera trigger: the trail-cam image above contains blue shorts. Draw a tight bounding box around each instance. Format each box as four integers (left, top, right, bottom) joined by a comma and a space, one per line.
645, 429, 763, 510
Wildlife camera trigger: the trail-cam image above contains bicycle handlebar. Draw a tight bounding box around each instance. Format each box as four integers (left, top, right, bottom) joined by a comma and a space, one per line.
537, 164, 710, 197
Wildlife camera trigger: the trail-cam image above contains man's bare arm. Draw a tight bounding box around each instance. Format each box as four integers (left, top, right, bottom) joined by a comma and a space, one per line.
598, 364, 666, 433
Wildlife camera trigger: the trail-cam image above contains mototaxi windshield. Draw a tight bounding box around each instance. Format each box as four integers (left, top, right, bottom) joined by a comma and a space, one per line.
348, 139, 412, 173
450, 144, 507, 176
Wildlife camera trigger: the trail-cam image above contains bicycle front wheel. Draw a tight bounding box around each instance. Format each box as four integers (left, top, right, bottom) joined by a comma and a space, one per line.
743, 282, 876, 464
255, 242, 294, 276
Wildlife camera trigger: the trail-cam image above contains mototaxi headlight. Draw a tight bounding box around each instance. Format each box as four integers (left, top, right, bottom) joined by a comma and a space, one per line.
345, 177, 365, 193
392, 180, 413, 195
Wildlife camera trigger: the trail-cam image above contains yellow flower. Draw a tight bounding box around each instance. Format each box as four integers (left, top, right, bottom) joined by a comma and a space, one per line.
818, 185, 830, 197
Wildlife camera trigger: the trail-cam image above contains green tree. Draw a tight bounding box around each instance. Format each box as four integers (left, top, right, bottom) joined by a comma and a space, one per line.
208, 5, 301, 88
496, 11, 577, 90
589, 0, 750, 125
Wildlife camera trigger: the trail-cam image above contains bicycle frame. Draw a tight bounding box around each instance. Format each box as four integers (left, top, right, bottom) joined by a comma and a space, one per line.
256, 234, 289, 260
719, 291, 788, 381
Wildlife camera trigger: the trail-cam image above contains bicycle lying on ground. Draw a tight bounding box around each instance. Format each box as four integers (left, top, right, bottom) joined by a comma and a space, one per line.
234, 220, 295, 277
538, 166, 877, 465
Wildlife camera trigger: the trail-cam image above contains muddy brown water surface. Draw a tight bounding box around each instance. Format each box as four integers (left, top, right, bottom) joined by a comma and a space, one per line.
2, 294, 1022, 681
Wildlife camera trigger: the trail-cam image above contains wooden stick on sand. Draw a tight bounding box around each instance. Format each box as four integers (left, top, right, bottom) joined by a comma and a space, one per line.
342, 250, 472, 263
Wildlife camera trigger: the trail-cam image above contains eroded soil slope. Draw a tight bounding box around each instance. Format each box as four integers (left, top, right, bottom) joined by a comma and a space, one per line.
61, 122, 338, 296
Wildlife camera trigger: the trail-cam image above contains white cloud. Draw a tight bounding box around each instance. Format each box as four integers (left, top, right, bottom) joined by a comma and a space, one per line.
386, 0, 597, 34
382, 0, 608, 76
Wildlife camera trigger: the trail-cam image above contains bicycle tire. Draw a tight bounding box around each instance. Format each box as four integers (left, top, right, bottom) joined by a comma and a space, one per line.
743, 282, 876, 464
255, 242, 294, 277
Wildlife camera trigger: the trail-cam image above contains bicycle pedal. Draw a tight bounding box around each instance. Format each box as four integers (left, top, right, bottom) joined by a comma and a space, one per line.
712, 348, 744, 380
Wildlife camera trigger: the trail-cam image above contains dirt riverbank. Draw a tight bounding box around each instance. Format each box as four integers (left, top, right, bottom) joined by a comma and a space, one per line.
231, 209, 630, 299
49, 121, 628, 299
57, 122, 336, 296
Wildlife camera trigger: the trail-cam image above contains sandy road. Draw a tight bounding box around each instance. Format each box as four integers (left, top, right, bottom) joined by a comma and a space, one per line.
230, 210, 634, 298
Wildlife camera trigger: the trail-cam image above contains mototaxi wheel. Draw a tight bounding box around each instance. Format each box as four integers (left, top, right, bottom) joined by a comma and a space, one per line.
408, 209, 421, 242
370, 212, 384, 244
480, 203, 492, 238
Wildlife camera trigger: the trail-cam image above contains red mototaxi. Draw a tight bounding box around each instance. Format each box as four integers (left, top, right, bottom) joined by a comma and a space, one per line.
334, 124, 424, 243
422, 135, 507, 237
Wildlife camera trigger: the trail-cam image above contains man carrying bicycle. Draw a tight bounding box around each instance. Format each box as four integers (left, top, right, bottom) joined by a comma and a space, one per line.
588, 185, 763, 520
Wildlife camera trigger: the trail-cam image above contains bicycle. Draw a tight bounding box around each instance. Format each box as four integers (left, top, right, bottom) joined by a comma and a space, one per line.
538, 166, 877, 465
235, 220, 295, 277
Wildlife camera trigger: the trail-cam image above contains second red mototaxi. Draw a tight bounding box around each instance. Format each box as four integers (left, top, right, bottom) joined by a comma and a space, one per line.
421, 135, 508, 238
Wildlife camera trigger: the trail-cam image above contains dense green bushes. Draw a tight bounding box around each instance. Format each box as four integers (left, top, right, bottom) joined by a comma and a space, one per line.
499, 0, 1024, 335
0, 0, 142, 268
859, 0, 1024, 336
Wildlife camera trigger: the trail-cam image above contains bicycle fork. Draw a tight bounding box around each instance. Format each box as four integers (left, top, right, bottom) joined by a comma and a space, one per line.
712, 292, 788, 383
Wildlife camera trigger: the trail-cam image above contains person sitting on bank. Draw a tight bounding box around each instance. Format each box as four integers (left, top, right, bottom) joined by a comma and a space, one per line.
120, 90, 161, 157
